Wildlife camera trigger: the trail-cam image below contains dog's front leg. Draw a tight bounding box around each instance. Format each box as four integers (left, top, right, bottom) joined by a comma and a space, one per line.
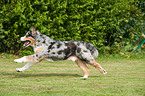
14, 55, 40, 63
14, 56, 29, 63
16, 62, 35, 72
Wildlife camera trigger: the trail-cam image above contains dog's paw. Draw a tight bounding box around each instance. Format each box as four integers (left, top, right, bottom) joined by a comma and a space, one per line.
103, 70, 107, 75
80, 75, 88, 79
16, 68, 24, 72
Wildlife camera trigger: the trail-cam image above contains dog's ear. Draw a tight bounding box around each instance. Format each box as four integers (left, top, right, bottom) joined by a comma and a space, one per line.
31, 27, 36, 36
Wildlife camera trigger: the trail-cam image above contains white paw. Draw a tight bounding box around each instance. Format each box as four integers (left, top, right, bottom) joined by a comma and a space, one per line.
103, 70, 107, 75
16, 68, 24, 72
80, 75, 88, 79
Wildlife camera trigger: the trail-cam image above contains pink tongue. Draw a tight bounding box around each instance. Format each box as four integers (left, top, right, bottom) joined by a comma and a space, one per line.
23, 42, 30, 47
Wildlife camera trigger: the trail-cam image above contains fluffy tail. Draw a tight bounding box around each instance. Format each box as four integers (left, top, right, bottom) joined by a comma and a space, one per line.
84, 42, 99, 58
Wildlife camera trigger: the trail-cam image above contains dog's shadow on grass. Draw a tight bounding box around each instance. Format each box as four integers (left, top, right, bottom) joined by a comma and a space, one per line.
2, 72, 81, 78
18, 73, 81, 78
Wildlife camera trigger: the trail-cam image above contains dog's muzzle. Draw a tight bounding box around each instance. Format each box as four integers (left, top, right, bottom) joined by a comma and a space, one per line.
20, 36, 25, 41
20, 36, 31, 47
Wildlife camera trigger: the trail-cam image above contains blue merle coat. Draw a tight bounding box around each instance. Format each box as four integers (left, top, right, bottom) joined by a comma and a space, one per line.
28, 30, 98, 64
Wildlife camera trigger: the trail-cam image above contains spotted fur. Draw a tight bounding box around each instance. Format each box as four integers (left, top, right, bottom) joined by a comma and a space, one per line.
14, 27, 107, 78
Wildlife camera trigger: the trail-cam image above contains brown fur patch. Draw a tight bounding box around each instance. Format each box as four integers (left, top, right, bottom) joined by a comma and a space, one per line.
35, 48, 42, 54
25, 56, 39, 63
31, 27, 36, 36
88, 59, 105, 74
23, 37, 35, 45
76, 59, 89, 76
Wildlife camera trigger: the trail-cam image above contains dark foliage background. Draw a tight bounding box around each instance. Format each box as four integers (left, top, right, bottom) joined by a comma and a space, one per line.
0, 0, 144, 56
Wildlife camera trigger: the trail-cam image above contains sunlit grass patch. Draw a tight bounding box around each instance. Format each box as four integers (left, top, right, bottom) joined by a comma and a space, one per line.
0, 57, 144, 96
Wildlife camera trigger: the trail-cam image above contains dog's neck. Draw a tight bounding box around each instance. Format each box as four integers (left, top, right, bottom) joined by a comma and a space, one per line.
34, 31, 55, 47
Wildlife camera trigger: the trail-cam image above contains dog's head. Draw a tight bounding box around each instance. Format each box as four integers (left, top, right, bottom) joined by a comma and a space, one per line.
20, 27, 36, 47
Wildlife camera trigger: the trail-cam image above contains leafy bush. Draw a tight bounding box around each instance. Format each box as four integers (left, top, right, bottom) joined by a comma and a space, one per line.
0, 0, 144, 56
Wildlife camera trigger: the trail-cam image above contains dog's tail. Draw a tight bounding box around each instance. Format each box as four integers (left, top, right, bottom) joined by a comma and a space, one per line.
85, 42, 99, 59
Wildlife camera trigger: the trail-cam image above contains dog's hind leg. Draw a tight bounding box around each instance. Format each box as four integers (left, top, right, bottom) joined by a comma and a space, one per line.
67, 56, 89, 78
89, 59, 107, 75
16, 62, 36, 72
76, 59, 89, 79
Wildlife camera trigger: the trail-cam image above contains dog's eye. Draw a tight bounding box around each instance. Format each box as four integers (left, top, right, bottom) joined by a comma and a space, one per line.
28, 31, 31, 35
28, 33, 30, 36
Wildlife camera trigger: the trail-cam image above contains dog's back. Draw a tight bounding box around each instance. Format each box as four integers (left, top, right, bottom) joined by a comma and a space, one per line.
34, 32, 99, 61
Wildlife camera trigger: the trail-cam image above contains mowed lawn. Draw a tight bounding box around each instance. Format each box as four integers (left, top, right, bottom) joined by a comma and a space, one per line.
0, 56, 144, 96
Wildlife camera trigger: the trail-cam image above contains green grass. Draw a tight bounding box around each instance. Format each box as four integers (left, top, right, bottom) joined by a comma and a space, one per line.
0, 56, 144, 96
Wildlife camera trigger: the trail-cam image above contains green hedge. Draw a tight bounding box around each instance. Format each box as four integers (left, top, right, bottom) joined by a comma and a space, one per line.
0, 0, 144, 56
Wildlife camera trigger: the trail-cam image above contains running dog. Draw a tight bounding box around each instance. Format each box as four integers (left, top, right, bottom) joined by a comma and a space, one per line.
14, 27, 107, 78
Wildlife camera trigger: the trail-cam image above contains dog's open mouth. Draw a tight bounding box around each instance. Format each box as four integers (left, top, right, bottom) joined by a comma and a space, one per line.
23, 40, 31, 47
